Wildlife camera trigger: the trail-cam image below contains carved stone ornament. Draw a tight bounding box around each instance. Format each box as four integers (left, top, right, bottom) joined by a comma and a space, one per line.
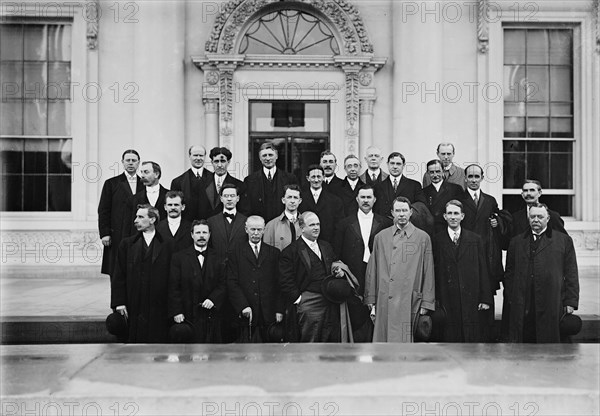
206, 71, 220, 85
595, 0, 600, 54
219, 69, 234, 122
345, 71, 359, 127
86, 0, 100, 50
221, 126, 233, 136
205, 0, 374, 55
358, 72, 372, 86
477, 0, 489, 54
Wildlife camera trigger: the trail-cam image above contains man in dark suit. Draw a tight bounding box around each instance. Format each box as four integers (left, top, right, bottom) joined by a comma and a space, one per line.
359, 145, 389, 185
423, 159, 463, 235
320, 151, 345, 191
131, 161, 169, 225
206, 146, 245, 217
422, 142, 465, 190
505, 203, 579, 343
155, 190, 192, 252
299, 165, 344, 244
511, 179, 567, 237
460, 164, 511, 340
168, 219, 227, 343
111, 204, 175, 343
330, 154, 365, 217
280, 211, 344, 342
333, 185, 392, 341
242, 143, 297, 222
98, 149, 143, 275
373, 152, 425, 219
206, 184, 248, 259
227, 216, 283, 340
170, 145, 214, 221
432, 200, 492, 342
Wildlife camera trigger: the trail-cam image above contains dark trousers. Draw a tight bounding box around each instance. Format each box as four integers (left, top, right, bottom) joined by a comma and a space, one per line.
297, 291, 339, 342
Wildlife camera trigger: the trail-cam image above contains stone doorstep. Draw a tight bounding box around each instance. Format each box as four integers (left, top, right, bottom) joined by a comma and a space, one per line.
1, 316, 599, 344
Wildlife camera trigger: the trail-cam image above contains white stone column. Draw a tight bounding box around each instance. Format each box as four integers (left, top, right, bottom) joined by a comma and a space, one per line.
203, 98, 219, 151
359, 99, 374, 159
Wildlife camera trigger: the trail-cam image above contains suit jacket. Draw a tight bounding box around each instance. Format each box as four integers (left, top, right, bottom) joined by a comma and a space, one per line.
511, 206, 567, 237
332, 212, 392, 295
423, 163, 466, 190
505, 228, 579, 342
131, 184, 169, 228
110, 230, 174, 343
167, 245, 227, 340
433, 229, 492, 342
242, 168, 297, 222
98, 172, 143, 274
155, 218, 193, 252
460, 189, 510, 287
360, 169, 389, 186
298, 189, 344, 244
170, 168, 214, 221
322, 175, 345, 193
423, 181, 464, 234
206, 173, 245, 218
279, 237, 337, 304
329, 177, 365, 217
227, 241, 283, 326
373, 175, 426, 218
206, 212, 248, 259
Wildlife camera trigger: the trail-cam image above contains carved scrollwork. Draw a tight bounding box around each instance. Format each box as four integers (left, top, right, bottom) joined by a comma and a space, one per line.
219, 69, 234, 122
86, 0, 100, 50
477, 0, 489, 54
345, 71, 359, 127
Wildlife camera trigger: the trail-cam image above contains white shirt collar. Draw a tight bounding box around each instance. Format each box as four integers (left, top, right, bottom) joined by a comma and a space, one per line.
146, 183, 160, 193
249, 240, 262, 250
167, 216, 181, 226
357, 209, 374, 219
368, 168, 381, 178
126, 173, 137, 181
468, 189, 479, 199
312, 187, 322, 198
447, 227, 461, 240
433, 180, 443, 191
263, 166, 277, 177
347, 177, 359, 185
390, 174, 403, 182
192, 167, 204, 177
143, 229, 156, 245
194, 244, 207, 253
301, 235, 317, 247
223, 208, 237, 216
285, 211, 297, 222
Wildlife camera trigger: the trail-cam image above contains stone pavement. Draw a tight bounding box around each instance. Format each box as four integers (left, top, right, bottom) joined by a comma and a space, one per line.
1, 343, 599, 415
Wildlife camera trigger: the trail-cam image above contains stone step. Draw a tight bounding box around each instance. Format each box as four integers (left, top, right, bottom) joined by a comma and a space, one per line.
2, 316, 599, 344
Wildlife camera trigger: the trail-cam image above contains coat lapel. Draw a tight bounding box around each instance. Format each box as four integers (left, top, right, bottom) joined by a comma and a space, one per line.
206, 180, 217, 209
151, 234, 163, 263
298, 240, 312, 272
229, 215, 245, 243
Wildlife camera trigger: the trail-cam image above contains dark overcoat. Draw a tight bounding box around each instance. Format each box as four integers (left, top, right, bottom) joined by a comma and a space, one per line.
206, 212, 248, 259
299, 189, 344, 244
170, 169, 214, 221
511, 207, 567, 237
505, 228, 579, 343
423, 181, 464, 235
110, 231, 174, 343
227, 241, 283, 326
205, 173, 246, 218
328, 177, 365, 217
433, 229, 493, 342
131, 184, 169, 226
373, 175, 426, 218
98, 173, 143, 274
155, 218, 193, 253
168, 246, 227, 342
242, 169, 297, 222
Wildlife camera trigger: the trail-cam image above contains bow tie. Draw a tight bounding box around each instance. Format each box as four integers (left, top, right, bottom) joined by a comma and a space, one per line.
195, 250, 205, 257
223, 212, 235, 220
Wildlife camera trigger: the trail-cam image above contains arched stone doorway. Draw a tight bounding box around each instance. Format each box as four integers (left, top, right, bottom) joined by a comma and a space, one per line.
192, 0, 386, 175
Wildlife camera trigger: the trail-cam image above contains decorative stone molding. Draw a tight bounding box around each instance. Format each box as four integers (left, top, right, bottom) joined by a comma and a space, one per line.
360, 99, 374, 115
359, 72, 372, 86
595, 0, 600, 54
203, 98, 219, 114
570, 230, 600, 251
205, 0, 373, 55
86, 0, 99, 50
206, 71, 220, 85
477, 0, 489, 54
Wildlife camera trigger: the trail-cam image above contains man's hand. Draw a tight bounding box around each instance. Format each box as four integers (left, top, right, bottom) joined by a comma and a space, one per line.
116, 305, 128, 319
369, 304, 376, 322
294, 295, 302, 305
173, 314, 184, 323
201, 299, 214, 309
478, 303, 490, 311
334, 266, 344, 278
241, 307, 252, 323
275, 313, 283, 323
490, 218, 498, 228
566, 306, 574, 314
101, 236, 112, 247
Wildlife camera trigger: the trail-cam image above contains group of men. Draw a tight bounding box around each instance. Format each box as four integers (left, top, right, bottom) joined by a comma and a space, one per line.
99, 142, 579, 344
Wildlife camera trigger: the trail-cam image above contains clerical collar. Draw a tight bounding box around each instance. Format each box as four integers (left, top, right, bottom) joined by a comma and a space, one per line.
167, 216, 181, 226
146, 183, 160, 192
192, 167, 204, 177
358, 210, 373, 219
433, 181, 443, 191
263, 167, 277, 177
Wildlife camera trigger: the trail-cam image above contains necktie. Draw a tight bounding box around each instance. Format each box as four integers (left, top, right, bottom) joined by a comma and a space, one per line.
216, 177, 222, 194
473, 193, 479, 206
311, 242, 321, 259
453, 232, 459, 246
195, 250, 205, 257
393, 178, 398, 192
196, 171, 201, 179
443, 169, 450, 180
289, 218, 296, 241
371, 173, 377, 182
223, 212, 235, 221
267, 171, 272, 181
196, 250, 205, 267
253, 244, 259, 259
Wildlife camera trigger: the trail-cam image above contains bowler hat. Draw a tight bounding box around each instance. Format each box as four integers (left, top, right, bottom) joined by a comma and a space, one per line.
266, 321, 285, 343
321, 274, 352, 304
559, 313, 582, 337
105, 312, 128, 339
169, 321, 195, 343
414, 314, 433, 342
